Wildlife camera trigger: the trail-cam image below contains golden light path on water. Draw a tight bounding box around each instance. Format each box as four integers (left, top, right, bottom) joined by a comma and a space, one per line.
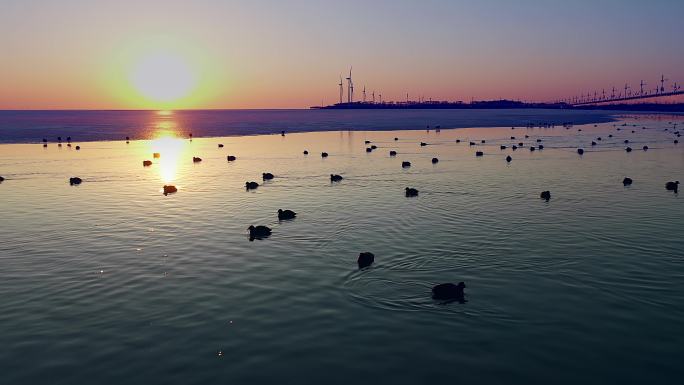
147, 110, 187, 187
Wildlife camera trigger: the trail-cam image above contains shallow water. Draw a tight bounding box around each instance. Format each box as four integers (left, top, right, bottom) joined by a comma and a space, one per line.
1, 114, 683, 384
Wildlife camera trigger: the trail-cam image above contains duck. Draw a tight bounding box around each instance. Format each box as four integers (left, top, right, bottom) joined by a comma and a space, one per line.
366, 147, 373, 153
624, 140, 629, 144
431, 157, 439, 164
623, 177, 633, 186
481, 140, 486, 143
469, 142, 476, 146
389, 150, 397, 156
538, 144, 544, 150
192, 157, 202, 163
405, 187, 419, 197
394, 137, 399, 141
512, 145, 518, 150
365, 140, 371, 144
163, 185, 177, 195
370, 145, 377, 150
529, 147, 536, 152
218, 144, 224, 148
506, 155, 512, 162
402, 161, 411, 168
153, 153, 160, 158
245, 181, 259, 190
420, 142, 427, 147
143, 160, 152, 167
75, 146, 81, 150
475, 151, 484, 157
262, 172, 274, 180
597, 137, 602, 141
510, 136, 516, 140
248, 225, 272, 240
278, 209, 296, 220
69, 177, 82, 185
500, 145, 507, 150
540, 190, 551, 201
330, 174, 343, 182
321, 152, 329, 158
665, 181, 679, 193
536, 139, 542, 143
591, 141, 597, 146
303, 150, 309, 155
577, 148, 584, 155
625, 147, 632, 152
357, 252, 375, 269
456, 139, 461, 143
432, 282, 466, 301
227, 155, 237, 161
0, 176, 4, 182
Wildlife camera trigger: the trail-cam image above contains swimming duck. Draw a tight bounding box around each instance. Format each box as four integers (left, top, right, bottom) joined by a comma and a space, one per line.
366, 147, 373, 153
431, 157, 439, 164
163, 185, 177, 195
321, 152, 329, 158
0, 176, 4, 182
506, 155, 512, 162
512, 145, 518, 150
432, 282, 466, 301
623, 177, 633, 186
192, 157, 202, 162
303, 150, 309, 155
245, 181, 259, 190
540, 190, 551, 201
577, 148, 584, 155
371, 145, 377, 150
69, 177, 82, 185
262, 173, 274, 180
405, 187, 419, 197
420, 142, 427, 146
402, 161, 411, 168
625, 147, 632, 152
389, 150, 397, 156
538, 144, 544, 150
153, 153, 161, 158
357, 252, 375, 269
469, 142, 475, 146
642, 146, 648, 151
278, 209, 296, 220
665, 181, 679, 193
475, 151, 484, 156
500, 145, 507, 150
75, 146, 81, 150
248, 225, 272, 240
227, 155, 237, 161
365, 140, 371, 144
591, 141, 597, 146
143, 160, 152, 167
218, 144, 224, 148
330, 174, 343, 182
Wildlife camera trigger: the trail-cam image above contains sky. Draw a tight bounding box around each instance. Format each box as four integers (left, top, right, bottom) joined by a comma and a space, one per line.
1, 0, 683, 109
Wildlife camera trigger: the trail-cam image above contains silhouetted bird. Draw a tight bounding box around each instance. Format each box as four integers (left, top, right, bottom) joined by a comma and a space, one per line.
248, 225, 271, 240
330, 174, 343, 182
529, 147, 535, 151
511, 136, 516, 140
577, 148, 584, 155
163, 185, 177, 195
402, 161, 411, 168
518, 142, 523, 146
365, 140, 371, 144
665, 181, 679, 193
281, 131, 285, 136
525, 135, 529, 138
303, 150, 309, 155
405, 187, 419, 197
153, 153, 160, 158
500, 145, 507, 150
536, 139, 542, 143
245, 181, 259, 190
371, 145, 377, 149
591, 141, 597, 146
262, 173, 274, 180
125, 136, 130, 141
75, 146, 81, 150
540, 190, 551, 201
321, 152, 329, 158
643, 146, 648, 151
227, 155, 237, 161
357, 252, 375, 269
608, 134, 613, 138
469, 142, 475, 146
538, 144, 544, 150
420, 142, 427, 146
0, 176, 5, 182
675, 140, 679, 144
481, 140, 486, 143
475, 151, 484, 156
218, 144, 224, 148
625, 147, 632, 152
69, 177, 82, 185
193, 157, 202, 162
394, 137, 398, 141
431, 157, 439, 164
143, 160, 152, 167
366, 147, 372, 153
432, 282, 466, 301
512, 145, 518, 150
623, 177, 633, 186
278, 209, 296, 220
624, 140, 629, 144
389, 150, 397, 156
506, 155, 512, 162
597, 137, 602, 141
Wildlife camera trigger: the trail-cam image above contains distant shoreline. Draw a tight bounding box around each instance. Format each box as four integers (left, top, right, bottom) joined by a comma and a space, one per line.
0, 108, 679, 145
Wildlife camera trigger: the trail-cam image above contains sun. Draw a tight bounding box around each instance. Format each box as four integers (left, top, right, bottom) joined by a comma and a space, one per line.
131, 52, 196, 102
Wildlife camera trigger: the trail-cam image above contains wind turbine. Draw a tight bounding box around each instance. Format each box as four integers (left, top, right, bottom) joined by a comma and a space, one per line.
338, 75, 343, 104
640, 80, 647, 95
346, 67, 353, 103
660, 74, 668, 93
363, 86, 366, 102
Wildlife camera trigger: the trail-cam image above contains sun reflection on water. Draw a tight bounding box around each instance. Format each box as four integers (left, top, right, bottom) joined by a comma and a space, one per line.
148, 111, 187, 184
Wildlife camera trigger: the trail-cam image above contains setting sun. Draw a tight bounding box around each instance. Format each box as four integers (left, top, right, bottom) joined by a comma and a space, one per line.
130, 52, 196, 102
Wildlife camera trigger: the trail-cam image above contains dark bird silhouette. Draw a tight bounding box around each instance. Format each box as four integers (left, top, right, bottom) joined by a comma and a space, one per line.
262, 173, 274, 180
431, 157, 439, 164
469, 142, 475, 146
357, 252, 375, 269
666, 181, 679, 193
538, 144, 544, 150
456, 139, 461, 143
405, 187, 419, 197
536, 139, 542, 143
321, 152, 329, 158
511, 136, 516, 140
218, 144, 224, 148
529, 147, 536, 151
624, 140, 629, 144
0, 176, 5, 182
623, 177, 633, 186
75, 146, 81, 150
281, 131, 285, 136
389, 150, 397, 156
227, 155, 237, 161
675, 140, 679, 144
642, 146, 648, 151
248, 225, 272, 240
475, 151, 484, 156
500, 145, 507, 150
402, 161, 411, 168
365, 140, 371, 144
69, 177, 82, 185
366, 147, 372, 153
245, 181, 259, 190
394, 137, 399, 141
371, 145, 377, 150
278, 209, 296, 220
143, 160, 152, 167
608, 134, 613, 138
506, 155, 512, 162
303, 150, 309, 155
481, 140, 486, 143
193, 157, 202, 162
577, 148, 584, 155
625, 147, 632, 152
163, 185, 177, 195
540, 190, 551, 201
432, 282, 466, 302
512, 145, 518, 150
420, 142, 427, 146
591, 141, 597, 146
330, 174, 343, 182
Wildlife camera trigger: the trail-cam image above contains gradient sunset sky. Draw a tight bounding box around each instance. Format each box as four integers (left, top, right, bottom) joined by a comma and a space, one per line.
1, 0, 683, 109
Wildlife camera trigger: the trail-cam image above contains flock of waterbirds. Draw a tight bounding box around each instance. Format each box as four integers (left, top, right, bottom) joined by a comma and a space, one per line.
1, 122, 681, 302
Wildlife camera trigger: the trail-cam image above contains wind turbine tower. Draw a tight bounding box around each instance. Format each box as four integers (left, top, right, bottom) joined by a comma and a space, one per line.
338, 76, 343, 104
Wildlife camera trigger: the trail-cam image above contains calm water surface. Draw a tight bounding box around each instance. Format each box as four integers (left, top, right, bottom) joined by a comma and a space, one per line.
1, 113, 683, 384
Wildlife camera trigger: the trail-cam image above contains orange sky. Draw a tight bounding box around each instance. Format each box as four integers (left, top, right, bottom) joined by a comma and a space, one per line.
1, 0, 683, 109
